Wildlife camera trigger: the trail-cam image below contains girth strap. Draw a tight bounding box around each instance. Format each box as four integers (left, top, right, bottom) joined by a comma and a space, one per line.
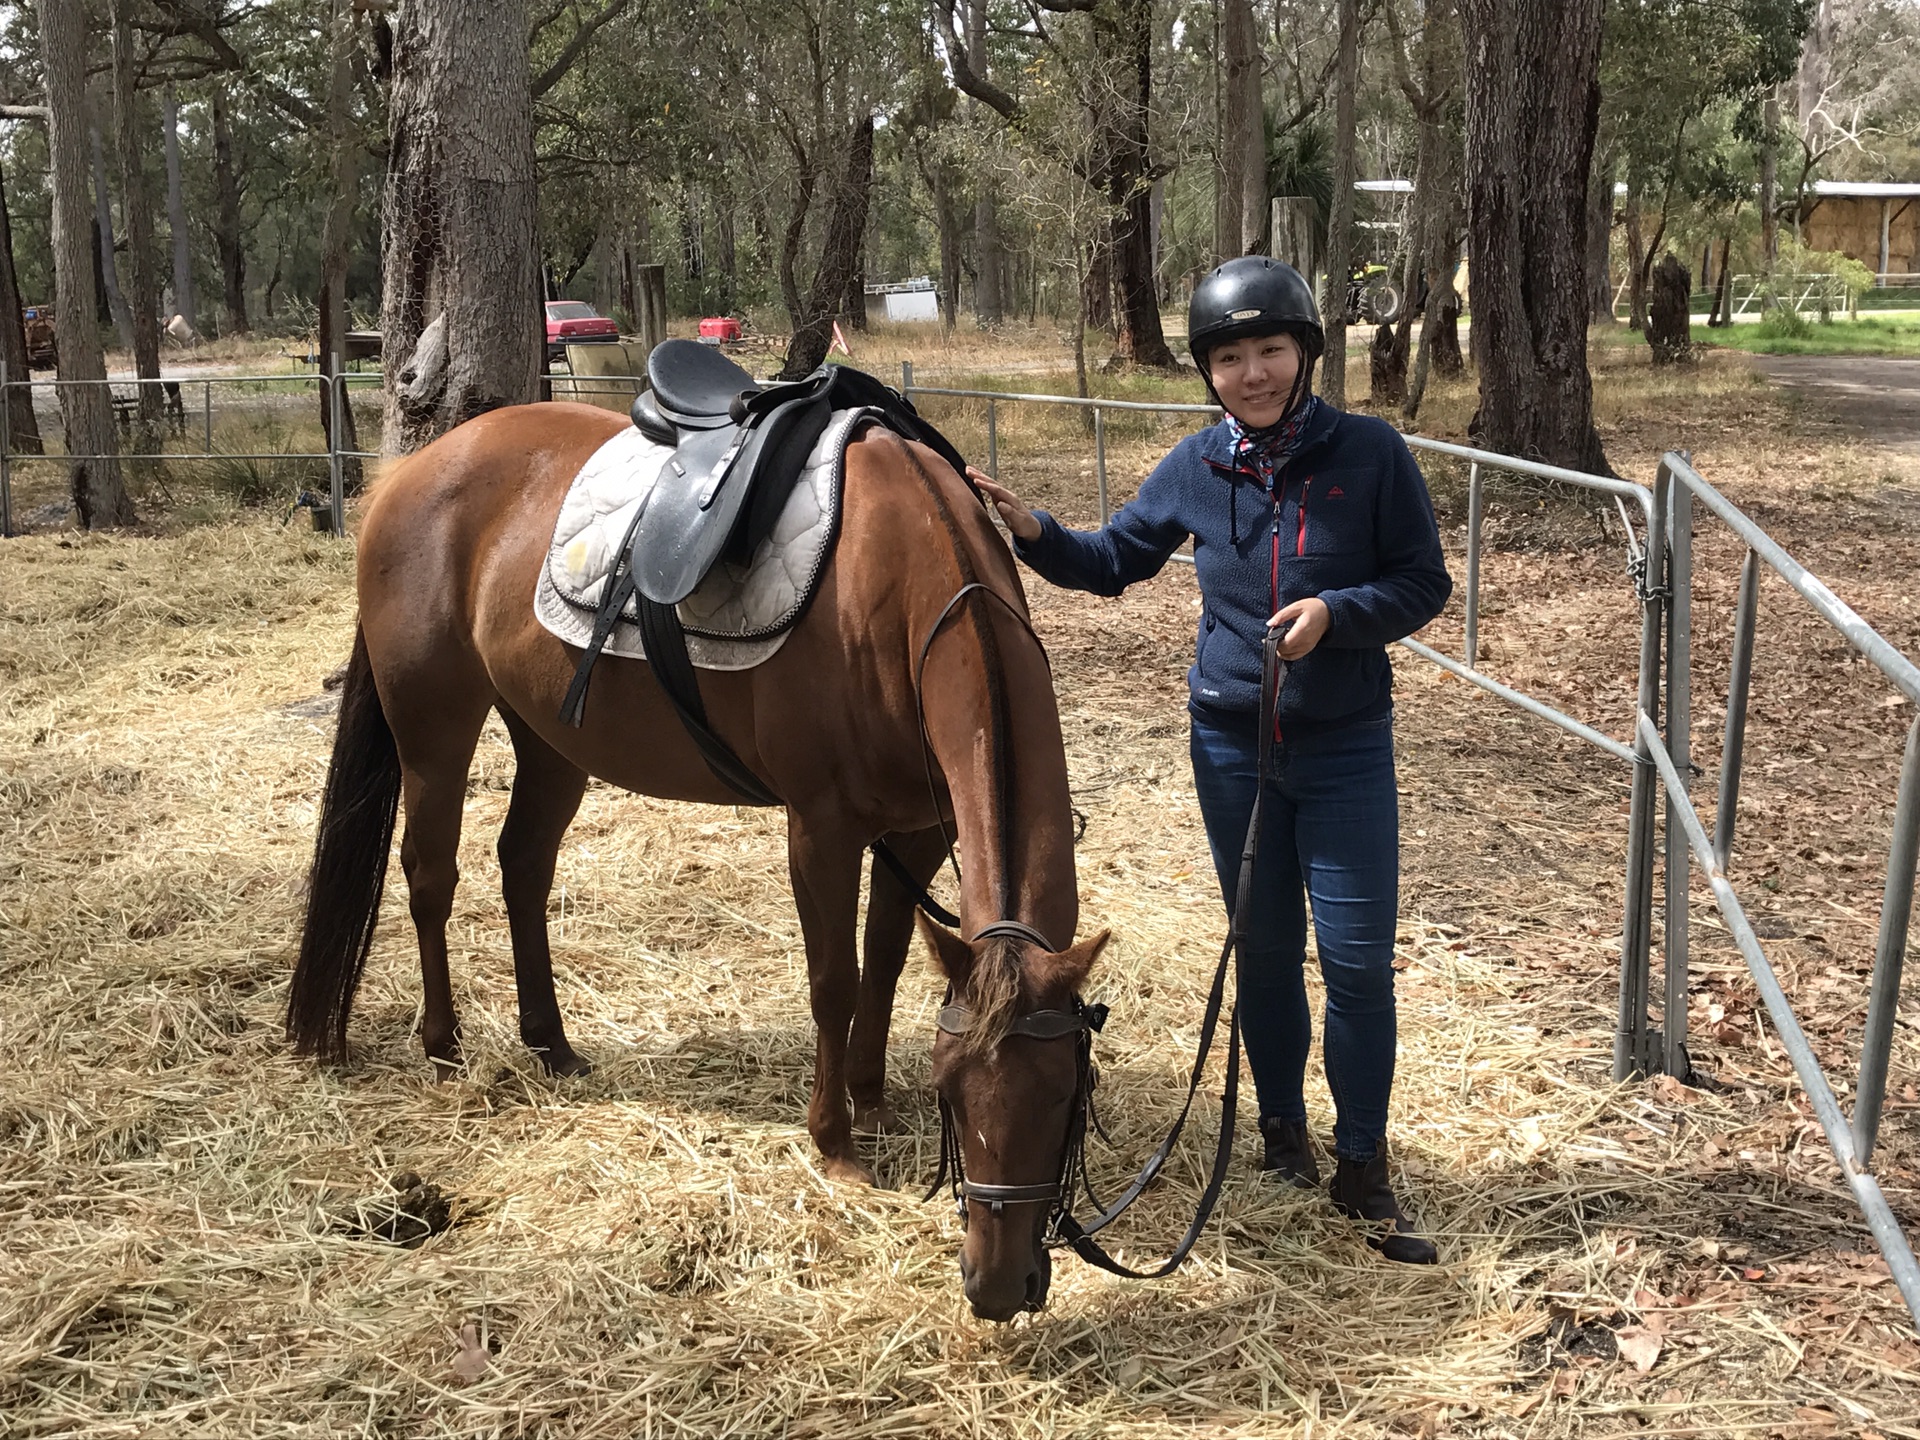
633, 595, 784, 807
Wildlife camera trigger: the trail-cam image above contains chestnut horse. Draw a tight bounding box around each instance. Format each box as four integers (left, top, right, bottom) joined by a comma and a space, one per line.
286, 401, 1106, 1319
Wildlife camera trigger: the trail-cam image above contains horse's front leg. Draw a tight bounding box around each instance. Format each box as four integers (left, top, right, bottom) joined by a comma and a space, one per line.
850, 825, 948, 1135
786, 810, 871, 1184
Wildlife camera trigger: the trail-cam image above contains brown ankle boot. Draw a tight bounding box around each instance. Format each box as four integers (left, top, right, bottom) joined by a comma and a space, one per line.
1330, 1153, 1437, 1264
1258, 1116, 1321, 1188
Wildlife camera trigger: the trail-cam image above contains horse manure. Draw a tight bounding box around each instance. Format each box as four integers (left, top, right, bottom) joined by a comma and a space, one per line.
335, 1171, 454, 1248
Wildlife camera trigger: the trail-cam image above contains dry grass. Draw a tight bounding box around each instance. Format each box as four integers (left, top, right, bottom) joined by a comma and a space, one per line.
3, 344, 1919, 1438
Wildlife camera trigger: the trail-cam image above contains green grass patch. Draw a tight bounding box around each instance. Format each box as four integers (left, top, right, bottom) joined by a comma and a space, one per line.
1696, 313, 1920, 357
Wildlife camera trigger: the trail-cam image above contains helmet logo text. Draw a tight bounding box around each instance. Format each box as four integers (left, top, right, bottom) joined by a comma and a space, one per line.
1228, 309, 1263, 321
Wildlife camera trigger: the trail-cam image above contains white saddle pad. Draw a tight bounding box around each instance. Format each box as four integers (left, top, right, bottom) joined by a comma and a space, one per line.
534, 408, 868, 671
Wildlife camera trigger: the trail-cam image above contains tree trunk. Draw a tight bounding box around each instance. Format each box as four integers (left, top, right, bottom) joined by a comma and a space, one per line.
1709, 234, 1733, 327
317, 0, 362, 488
1624, 183, 1647, 330
779, 114, 874, 379
1759, 91, 1779, 275
842, 227, 868, 332
1318, 0, 1360, 407
111, 2, 162, 427
1647, 251, 1691, 365
1105, 0, 1178, 369
0, 154, 45, 454
161, 87, 195, 334
211, 83, 249, 335
1587, 142, 1615, 323
39, 0, 134, 526
1222, 0, 1260, 260
381, 0, 541, 454
1082, 223, 1113, 333
88, 116, 135, 355
967, 0, 1003, 324
1458, 0, 1608, 473
933, 167, 960, 335
1369, 322, 1404, 405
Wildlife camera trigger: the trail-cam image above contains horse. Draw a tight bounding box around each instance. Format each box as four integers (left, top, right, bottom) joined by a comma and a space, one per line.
286, 399, 1108, 1320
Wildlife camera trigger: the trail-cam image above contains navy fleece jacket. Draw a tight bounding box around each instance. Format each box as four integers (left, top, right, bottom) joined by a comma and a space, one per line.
1013, 402, 1452, 732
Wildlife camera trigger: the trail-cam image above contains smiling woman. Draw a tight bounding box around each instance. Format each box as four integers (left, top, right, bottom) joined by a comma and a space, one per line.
969, 255, 1454, 1265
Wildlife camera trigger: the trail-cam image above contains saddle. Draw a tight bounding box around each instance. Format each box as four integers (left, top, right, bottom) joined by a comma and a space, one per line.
560, 343, 974, 786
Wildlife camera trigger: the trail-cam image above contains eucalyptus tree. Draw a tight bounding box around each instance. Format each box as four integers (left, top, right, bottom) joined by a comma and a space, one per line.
936, 0, 1181, 368
38, 0, 134, 525
1457, 0, 1609, 474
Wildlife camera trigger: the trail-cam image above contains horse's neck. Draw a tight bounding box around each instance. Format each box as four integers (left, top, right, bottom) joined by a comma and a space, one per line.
918, 593, 1078, 950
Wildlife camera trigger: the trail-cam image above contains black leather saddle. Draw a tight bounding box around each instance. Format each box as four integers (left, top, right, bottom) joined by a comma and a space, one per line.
559, 342, 975, 756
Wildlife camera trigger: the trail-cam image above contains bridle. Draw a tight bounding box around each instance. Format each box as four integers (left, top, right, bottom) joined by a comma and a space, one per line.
905, 558, 1287, 1281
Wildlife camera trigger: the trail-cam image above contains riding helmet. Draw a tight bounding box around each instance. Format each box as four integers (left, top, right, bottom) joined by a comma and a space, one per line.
1187, 256, 1324, 376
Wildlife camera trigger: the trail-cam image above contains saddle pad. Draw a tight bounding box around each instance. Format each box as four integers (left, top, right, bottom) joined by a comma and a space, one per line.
533, 407, 869, 671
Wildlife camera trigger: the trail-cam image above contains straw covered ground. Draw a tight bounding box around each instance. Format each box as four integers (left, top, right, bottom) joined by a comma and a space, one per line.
3, 341, 1920, 1438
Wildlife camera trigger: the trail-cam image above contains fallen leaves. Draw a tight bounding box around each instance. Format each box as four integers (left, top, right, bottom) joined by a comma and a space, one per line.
1612, 1323, 1664, 1373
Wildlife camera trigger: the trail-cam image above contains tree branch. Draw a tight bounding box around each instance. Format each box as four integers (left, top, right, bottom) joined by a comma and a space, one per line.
933, 0, 1023, 119
0, 104, 50, 121
531, 0, 634, 100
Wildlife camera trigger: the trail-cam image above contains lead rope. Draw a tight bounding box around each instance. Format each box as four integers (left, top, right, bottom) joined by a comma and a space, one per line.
1043, 629, 1284, 1279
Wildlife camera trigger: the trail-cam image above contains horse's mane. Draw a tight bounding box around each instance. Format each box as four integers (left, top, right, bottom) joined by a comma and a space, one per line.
957, 934, 1027, 1056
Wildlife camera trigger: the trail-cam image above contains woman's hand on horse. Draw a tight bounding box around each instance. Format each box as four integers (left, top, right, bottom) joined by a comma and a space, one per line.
969, 469, 1043, 543
1268, 597, 1331, 660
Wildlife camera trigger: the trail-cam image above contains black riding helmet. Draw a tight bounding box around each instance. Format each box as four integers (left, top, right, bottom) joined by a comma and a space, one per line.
1187, 257, 1324, 422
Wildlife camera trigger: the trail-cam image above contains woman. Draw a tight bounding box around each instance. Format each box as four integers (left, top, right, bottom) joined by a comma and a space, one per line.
971, 257, 1451, 1264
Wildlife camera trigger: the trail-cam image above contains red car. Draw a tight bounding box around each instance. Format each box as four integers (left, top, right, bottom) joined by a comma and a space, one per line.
544, 300, 620, 360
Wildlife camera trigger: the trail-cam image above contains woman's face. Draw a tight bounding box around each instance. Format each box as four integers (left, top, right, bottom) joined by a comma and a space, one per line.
1206, 333, 1304, 429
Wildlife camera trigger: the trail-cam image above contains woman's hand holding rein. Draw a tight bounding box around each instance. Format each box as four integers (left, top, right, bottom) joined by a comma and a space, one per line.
968, 468, 1043, 543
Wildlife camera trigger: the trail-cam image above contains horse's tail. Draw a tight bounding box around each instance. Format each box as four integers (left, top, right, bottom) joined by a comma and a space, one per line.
287, 624, 400, 1063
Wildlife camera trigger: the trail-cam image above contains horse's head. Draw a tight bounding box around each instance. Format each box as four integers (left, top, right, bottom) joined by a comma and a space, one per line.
920, 916, 1110, 1322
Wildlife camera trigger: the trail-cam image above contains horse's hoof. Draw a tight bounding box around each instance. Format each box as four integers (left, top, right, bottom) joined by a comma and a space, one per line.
534, 1044, 592, 1079
823, 1155, 878, 1187
852, 1101, 904, 1136
427, 1054, 465, 1084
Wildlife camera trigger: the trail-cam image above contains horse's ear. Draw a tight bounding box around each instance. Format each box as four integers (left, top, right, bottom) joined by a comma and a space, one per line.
1028, 928, 1109, 999
917, 912, 974, 981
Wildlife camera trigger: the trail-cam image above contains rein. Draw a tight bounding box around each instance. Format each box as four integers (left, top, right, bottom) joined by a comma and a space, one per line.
918, 624, 1287, 1281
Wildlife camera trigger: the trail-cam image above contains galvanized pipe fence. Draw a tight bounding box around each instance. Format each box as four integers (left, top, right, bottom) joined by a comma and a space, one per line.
896, 367, 1920, 1327
0, 361, 387, 539
5, 358, 1917, 1323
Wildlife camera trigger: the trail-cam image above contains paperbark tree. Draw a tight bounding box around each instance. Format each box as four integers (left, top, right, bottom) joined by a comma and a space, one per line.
0, 154, 45, 454
161, 87, 194, 333
112, 1, 162, 427
381, 0, 541, 454
39, 0, 135, 526
1458, 0, 1609, 474
1318, 0, 1359, 408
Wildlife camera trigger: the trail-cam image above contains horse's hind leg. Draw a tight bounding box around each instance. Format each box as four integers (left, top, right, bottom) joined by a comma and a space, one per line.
391, 697, 493, 1077
495, 706, 591, 1077
850, 825, 947, 1135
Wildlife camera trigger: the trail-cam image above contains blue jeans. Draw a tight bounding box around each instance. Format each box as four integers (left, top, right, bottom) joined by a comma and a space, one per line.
1189, 707, 1400, 1161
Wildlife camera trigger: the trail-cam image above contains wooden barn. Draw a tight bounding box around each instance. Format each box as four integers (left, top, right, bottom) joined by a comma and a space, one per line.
1795, 180, 1920, 283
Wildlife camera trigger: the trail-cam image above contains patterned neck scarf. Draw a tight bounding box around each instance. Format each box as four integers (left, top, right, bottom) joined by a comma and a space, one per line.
1226, 395, 1319, 494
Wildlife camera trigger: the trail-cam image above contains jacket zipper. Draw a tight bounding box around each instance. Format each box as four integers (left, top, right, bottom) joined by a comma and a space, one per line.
1296, 475, 1311, 557
1270, 489, 1283, 745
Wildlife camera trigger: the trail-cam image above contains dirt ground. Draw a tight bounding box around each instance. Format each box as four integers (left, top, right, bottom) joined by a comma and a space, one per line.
1, 342, 1918, 1437
1748, 356, 1920, 452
